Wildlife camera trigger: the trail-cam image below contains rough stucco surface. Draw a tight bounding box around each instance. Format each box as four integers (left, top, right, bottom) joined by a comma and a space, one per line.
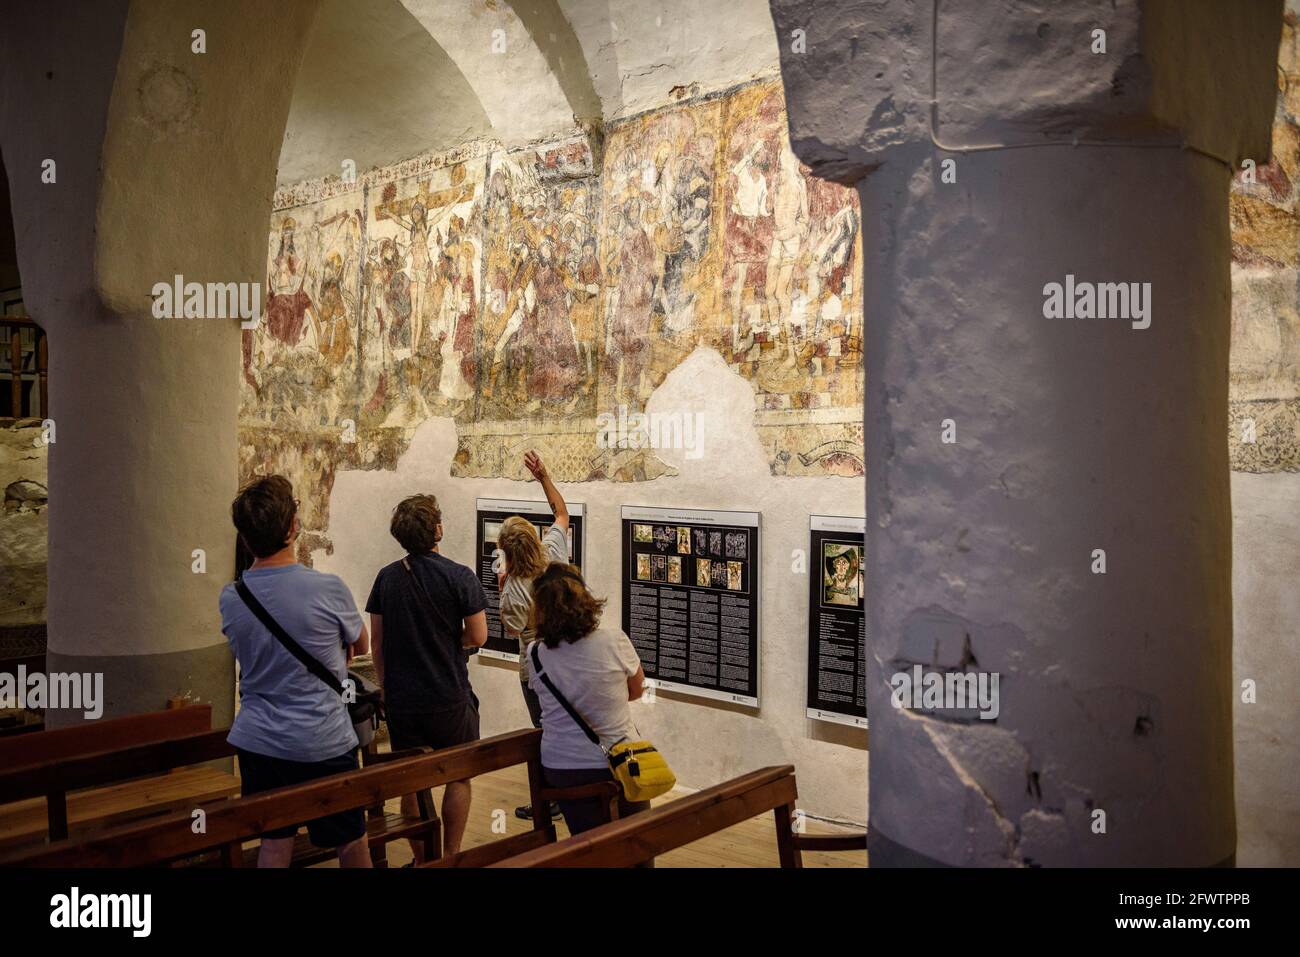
859, 147, 1236, 865
321, 347, 867, 824
773, 0, 1284, 864
1232, 471, 1300, 867
558, 0, 783, 122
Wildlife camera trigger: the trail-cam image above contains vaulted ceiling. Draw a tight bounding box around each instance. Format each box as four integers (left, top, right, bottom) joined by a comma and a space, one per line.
276, 0, 782, 185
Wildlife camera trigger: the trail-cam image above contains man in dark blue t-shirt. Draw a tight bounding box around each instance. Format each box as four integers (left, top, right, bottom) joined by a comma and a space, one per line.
367, 493, 487, 859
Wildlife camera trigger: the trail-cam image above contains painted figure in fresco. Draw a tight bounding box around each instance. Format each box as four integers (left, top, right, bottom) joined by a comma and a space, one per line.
381, 238, 413, 357
731, 141, 771, 219
265, 218, 315, 347
766, 145, 810, 366
605, 197, 655, 403
453, 240, 480, 394
401, 202, 434, 357
315, 251, 351, 367
524, 235, 580, 410
568, 237, 601, 383
436, 237, 477, 405
727, 141, 774, 352
361, 239, 390, 414
488, 226, 539, 402
810, 206, 860, 340
653, 154, 712, 336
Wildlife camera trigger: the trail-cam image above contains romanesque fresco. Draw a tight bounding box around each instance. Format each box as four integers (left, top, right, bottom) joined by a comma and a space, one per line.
1228, 14, 1300, 473
453, 140, 610, 481
716, 82, 864, 477
240, 79, 865, 554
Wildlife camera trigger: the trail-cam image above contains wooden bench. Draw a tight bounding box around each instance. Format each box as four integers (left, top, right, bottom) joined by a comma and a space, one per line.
2, 728, 600, 868
233, 745, 441, 869
0, 705, 238, 850
491, 765, 868, 868
0, 709, 440, 867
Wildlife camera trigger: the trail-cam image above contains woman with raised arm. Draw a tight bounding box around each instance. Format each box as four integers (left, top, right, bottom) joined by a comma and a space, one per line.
497, 450, 570, 821
526, 563, 653, 866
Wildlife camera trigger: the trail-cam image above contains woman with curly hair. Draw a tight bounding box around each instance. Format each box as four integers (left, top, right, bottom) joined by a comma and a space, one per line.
525, 562, 653, 861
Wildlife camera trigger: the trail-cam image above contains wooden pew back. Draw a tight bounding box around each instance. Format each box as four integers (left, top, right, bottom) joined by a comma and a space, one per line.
492, 765, 867, 868
0, 706, 221, 844
4, 728, 551, 867
0, 704, 213, 768
494, 765, 799, 867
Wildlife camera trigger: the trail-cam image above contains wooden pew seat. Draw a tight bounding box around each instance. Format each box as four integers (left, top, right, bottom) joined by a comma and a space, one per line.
0, 765, 239, 853
0, 706, 240, 848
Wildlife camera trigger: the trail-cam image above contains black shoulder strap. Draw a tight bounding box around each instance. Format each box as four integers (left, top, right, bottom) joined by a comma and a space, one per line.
529, 641, 600, 747
235, 573, 344, 696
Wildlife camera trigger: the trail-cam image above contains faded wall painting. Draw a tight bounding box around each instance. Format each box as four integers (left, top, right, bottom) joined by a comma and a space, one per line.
240, 80, 864, 555
1228, 10, 1300, 473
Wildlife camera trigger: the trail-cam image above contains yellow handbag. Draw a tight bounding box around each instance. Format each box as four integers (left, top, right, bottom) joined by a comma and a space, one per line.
531, 643, 676, 802
607, 740, 676, 802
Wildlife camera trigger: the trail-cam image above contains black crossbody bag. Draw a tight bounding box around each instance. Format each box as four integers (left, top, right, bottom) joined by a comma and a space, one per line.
234, 573, 384, 744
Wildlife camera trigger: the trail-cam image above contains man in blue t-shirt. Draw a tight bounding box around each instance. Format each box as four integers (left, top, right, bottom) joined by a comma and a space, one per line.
220, 474, 371, 867
367, 493, 487, 859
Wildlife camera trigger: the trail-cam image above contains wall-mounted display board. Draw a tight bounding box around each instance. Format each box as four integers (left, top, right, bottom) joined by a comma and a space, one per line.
807, 514, 867, 728
475, 498, 586, 663
621, 505, 760, 707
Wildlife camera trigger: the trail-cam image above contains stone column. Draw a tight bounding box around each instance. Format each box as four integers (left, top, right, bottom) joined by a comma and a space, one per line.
770, 0, 1282, 864
1, 0, 319, 725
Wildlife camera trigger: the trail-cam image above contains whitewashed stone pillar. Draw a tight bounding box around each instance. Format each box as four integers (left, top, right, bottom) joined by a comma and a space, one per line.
1, 0, 319, 725
770, 0, 1281, 864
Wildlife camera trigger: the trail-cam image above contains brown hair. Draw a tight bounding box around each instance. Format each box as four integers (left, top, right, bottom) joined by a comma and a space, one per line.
391, 494, 442, 554
498, 515, 547, 579
231, 475, 297, 559
532, 563, 605, 647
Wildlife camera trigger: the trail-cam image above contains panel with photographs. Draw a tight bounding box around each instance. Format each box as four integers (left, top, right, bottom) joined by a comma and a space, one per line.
475, 498, 585, 662
621, 505, 760, 706
807, 515, 867, 728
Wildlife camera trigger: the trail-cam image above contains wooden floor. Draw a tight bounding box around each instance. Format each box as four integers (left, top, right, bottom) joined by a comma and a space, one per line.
304, 761, 865, 868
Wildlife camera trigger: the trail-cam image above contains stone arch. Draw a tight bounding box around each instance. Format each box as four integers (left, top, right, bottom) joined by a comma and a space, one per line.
400, 0, 602, 150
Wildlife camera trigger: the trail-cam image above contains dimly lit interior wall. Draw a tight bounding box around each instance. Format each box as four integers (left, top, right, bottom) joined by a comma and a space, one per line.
1226, 2, 1300, 867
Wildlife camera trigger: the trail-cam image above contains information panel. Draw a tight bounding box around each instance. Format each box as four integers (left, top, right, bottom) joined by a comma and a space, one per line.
807, 514, 867, 728
474, 498, 585, 663
621, 505, 760, 707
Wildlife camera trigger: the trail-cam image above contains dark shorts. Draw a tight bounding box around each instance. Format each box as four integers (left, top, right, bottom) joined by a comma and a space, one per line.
543, 766, 653, 867
388, 699, 480, 752
236, 748, 365, 848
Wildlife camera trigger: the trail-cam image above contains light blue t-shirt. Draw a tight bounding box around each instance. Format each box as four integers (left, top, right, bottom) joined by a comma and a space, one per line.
220, 564, 363, 762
